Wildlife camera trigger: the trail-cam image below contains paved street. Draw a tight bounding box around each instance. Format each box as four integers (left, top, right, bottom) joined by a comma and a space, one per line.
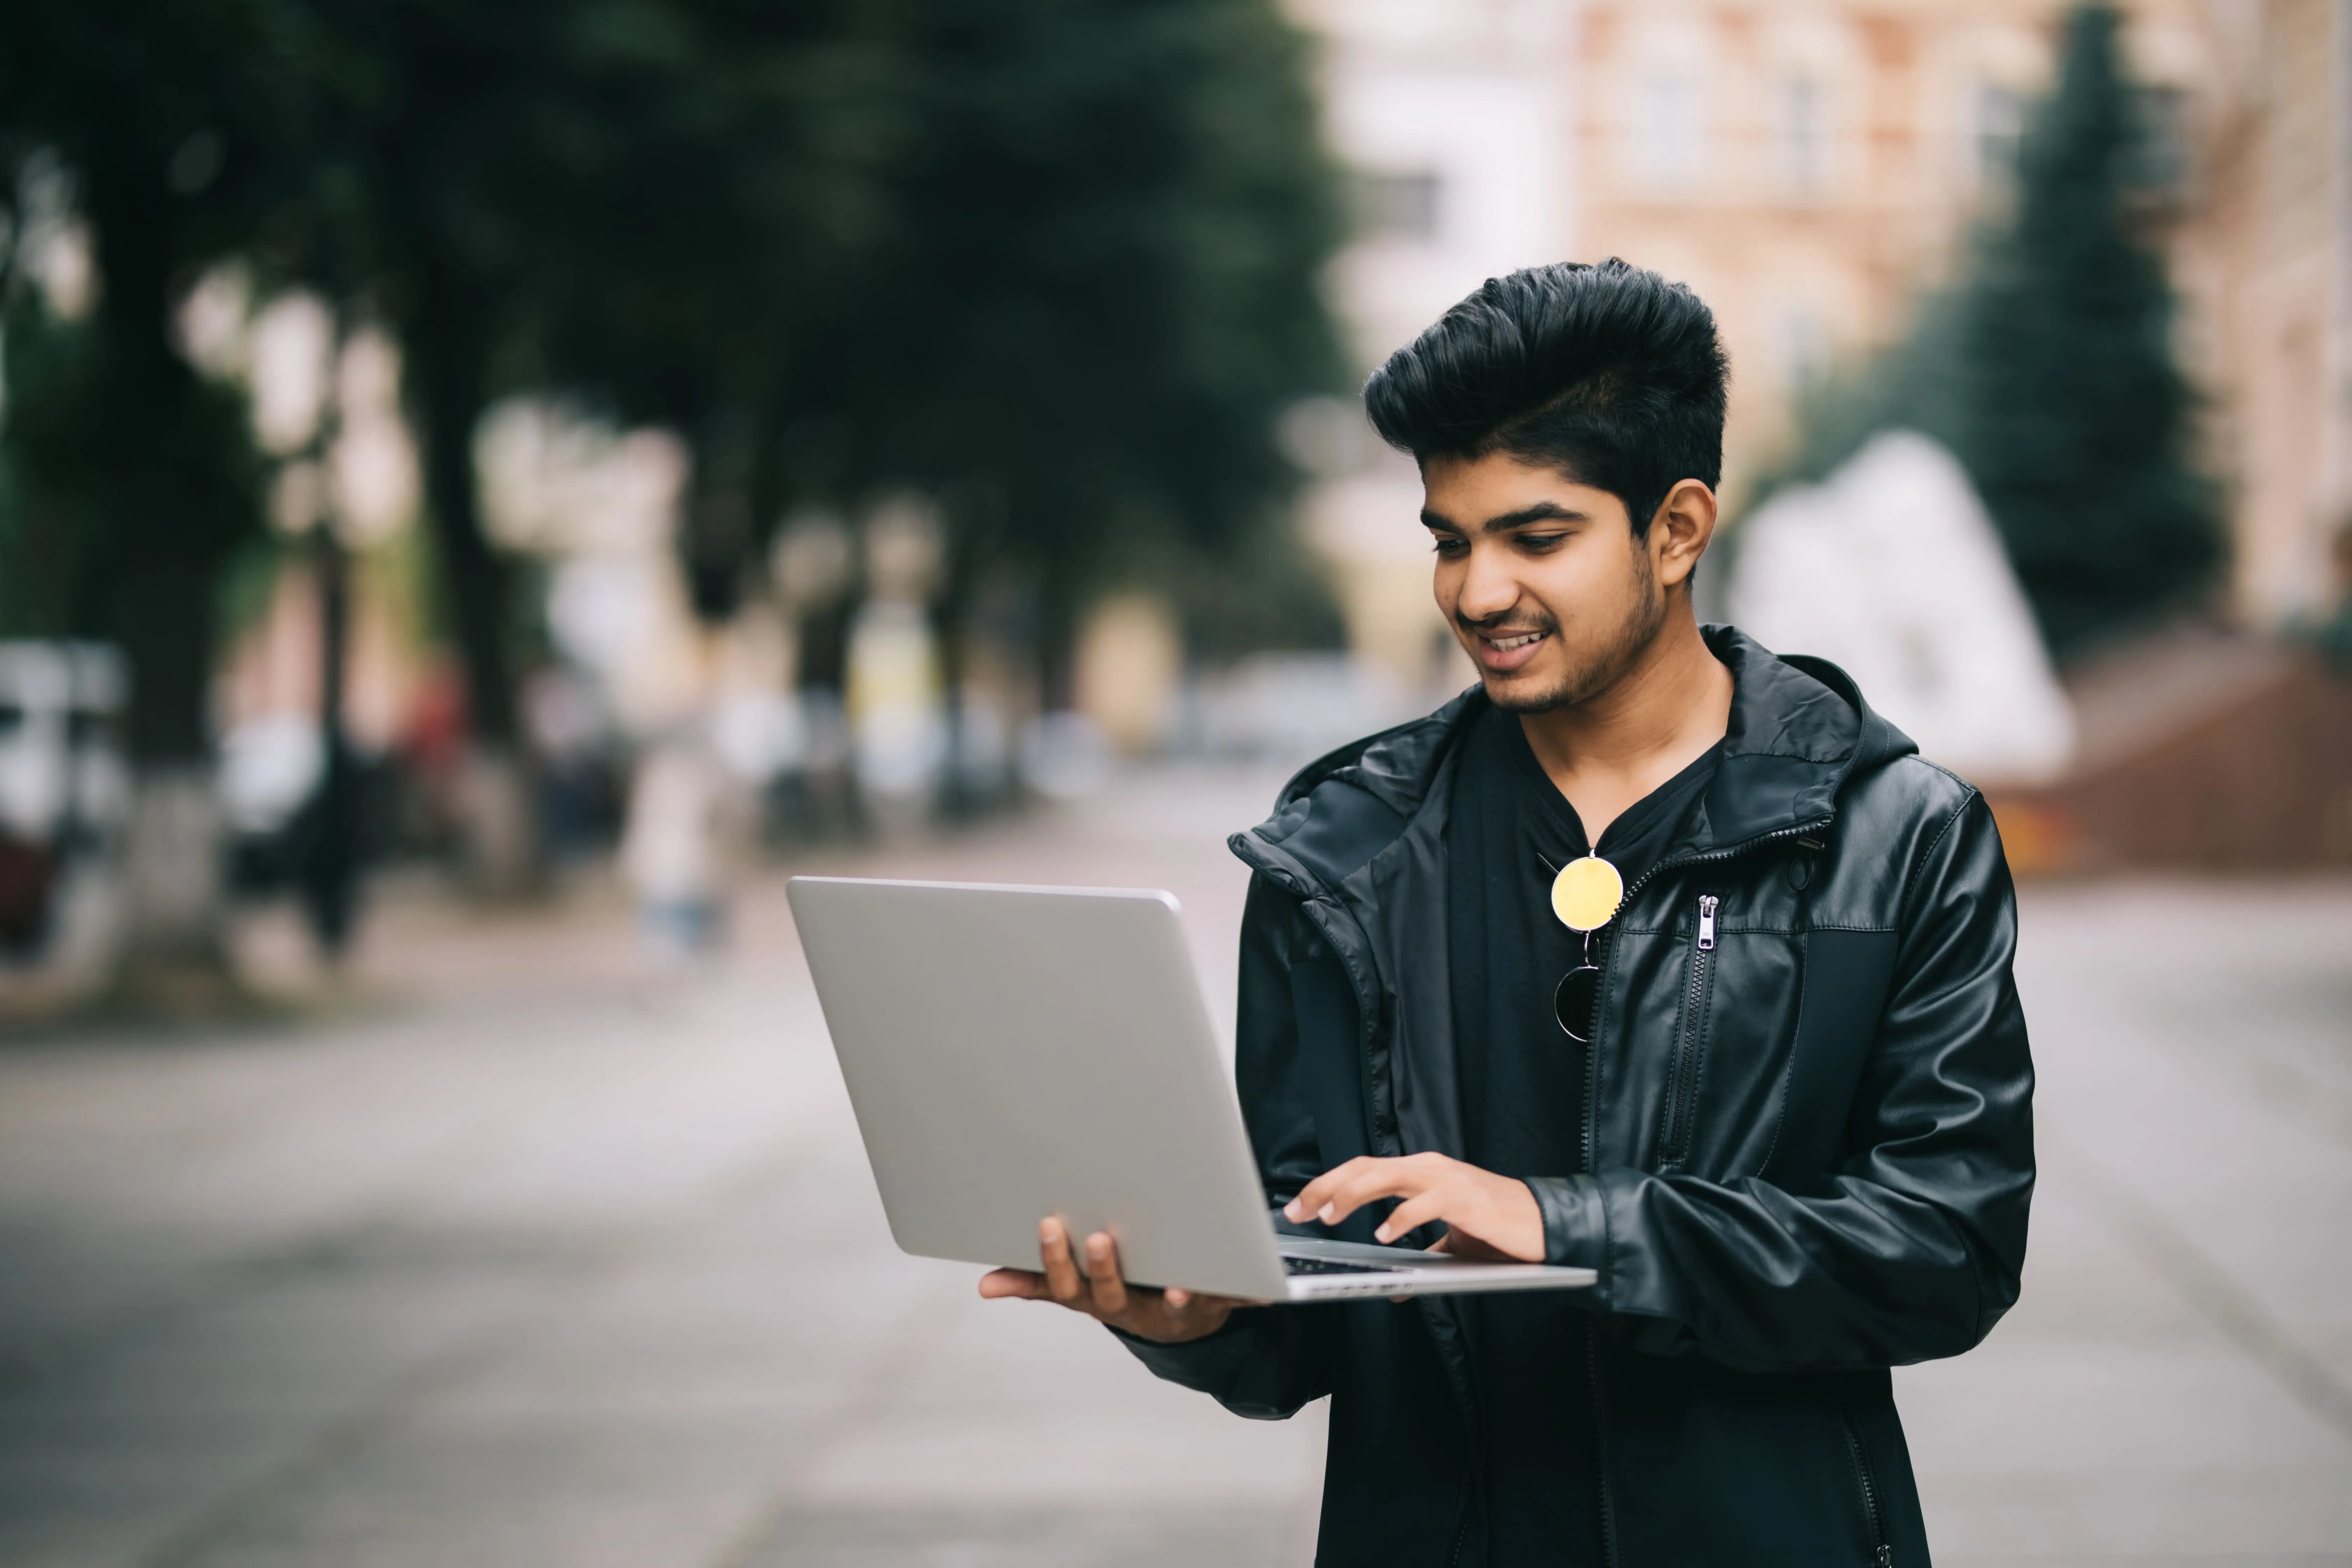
0, 763, 2347, 1567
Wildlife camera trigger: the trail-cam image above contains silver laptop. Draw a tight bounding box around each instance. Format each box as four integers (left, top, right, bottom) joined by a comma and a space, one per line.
787, 876, 1596, 1303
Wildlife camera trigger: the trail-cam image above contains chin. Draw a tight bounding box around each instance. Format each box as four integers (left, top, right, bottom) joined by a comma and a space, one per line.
1480, 663, 1580, 714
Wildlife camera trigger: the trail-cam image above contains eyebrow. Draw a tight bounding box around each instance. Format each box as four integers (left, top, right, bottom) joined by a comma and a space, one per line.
1420, 500, 1593, 534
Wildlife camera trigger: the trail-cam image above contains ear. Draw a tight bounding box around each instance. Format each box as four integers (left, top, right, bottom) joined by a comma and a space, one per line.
1648, 479, 1717, 592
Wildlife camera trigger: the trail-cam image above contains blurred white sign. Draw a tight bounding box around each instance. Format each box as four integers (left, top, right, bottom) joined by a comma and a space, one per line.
1727, 430, 2075, 786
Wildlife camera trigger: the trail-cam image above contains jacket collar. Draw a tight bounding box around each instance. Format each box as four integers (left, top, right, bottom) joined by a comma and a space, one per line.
1232, 625, 1913, 899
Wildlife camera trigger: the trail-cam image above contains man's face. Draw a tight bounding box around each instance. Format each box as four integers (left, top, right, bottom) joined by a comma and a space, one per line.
1422, 450, 1667, 713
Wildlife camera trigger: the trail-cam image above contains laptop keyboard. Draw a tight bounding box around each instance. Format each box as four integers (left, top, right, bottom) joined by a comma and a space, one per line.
1282, 1255, 1393, 1275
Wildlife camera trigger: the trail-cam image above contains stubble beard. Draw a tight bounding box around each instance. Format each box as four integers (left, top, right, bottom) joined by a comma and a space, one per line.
1479, 548, 1667, 716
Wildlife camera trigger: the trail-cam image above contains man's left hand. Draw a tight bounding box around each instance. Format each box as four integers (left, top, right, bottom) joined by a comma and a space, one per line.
1282, 1152, 1545, 1262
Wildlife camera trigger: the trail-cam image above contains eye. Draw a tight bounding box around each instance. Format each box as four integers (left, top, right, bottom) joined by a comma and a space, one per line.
1430, 536, 1469, 558
1518, 533, 1569, 552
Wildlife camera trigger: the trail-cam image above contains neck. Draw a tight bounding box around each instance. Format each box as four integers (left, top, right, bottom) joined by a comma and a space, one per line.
1516, 607, 1732, 838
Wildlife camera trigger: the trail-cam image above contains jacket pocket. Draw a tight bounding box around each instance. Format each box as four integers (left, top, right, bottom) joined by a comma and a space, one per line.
1841, 1404, 1895, 1567
1658, 893, 1718, 1166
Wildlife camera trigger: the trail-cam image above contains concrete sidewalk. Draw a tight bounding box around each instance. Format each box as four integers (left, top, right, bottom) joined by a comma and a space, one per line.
1900, 878, 2352, 1565
0, 764, 2345, 1567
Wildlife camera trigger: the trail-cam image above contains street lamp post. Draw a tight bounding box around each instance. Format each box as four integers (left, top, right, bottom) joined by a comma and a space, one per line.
299, 516, 358, 959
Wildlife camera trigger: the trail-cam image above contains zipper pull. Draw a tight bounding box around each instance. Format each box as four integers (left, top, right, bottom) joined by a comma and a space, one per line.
1875, 1547, 1894, 1568
1696, 894, 1717, 951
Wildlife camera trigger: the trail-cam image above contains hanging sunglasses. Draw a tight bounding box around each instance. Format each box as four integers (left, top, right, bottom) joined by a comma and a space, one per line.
1541, 850, 1624, 1044
1553, 931, 1605, 1042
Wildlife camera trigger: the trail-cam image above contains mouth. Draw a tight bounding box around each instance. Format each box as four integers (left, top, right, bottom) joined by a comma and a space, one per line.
1471, 626, 1551, 672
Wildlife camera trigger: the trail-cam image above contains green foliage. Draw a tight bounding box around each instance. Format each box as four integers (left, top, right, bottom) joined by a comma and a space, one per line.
1168, 525, 1349, 663
0, 0, 1345, 755
1758, 5, 2222, 657
273, 0, 1343, 698
210, 530, 294, 654
0, 292, 265, 737
841, 0, 1349, 585
0, 0, 292, 757
1959, 6, 2221, 651
1760, 295, 1968, 497
531, 0, 1352, 637
0, 302, 113, 640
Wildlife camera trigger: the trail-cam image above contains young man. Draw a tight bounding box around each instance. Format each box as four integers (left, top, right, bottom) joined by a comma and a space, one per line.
982, 259, 2035, 1566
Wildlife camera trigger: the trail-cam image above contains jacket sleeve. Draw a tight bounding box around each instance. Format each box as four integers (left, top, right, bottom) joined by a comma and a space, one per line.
1526, 790, 2036, 1372
1112, 873, 1337, 1416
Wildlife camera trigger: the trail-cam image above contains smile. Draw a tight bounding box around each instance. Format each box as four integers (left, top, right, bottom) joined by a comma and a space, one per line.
1470, 626, 1552, 673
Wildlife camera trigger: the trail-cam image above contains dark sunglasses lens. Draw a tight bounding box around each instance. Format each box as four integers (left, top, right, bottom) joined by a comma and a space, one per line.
1553, 965, 1601, 1041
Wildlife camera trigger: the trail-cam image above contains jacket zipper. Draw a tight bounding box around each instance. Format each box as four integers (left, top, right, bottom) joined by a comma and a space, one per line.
1576, 930, 1620, 1568
1658, 894, 1717, 1163
1842, 1407, 1893, 1566
1585, 1320, 1621, 1568
1577, 923, 1612, 1177
1575, 829, 1825, 1568
1578, 818, 1829, 1177
1620, 818, 1833, 906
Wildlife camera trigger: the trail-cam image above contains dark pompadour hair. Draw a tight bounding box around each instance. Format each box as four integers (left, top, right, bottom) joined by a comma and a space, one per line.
1362, 258, 1729, 536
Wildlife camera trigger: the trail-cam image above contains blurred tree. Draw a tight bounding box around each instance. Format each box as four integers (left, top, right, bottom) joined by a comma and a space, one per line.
842, 0, 1348, 698
286, 1, 636, 893
529, 0, 1348, 785
3, 0, 1344, 961
1756, 5, 2221, 656
1955, 5, 2219, 652
284, 0, 910, 883
549, 0, 1349, 716
0, 298, 115, 642
523, 0, 912, 617
0, 1, 290, 987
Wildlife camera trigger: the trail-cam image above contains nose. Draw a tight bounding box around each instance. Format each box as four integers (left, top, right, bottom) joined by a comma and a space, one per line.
1454, 538, 1520, 626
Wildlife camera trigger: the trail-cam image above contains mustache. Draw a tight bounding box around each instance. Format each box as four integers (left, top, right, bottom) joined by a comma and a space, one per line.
1456, 611, 1558, 638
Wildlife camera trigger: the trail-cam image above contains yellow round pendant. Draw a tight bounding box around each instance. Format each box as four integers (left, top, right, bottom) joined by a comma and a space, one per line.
1549, 855, 1624, 932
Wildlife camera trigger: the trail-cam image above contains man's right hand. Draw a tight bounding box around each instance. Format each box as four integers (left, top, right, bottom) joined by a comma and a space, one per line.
978, 1217, 1246, 1344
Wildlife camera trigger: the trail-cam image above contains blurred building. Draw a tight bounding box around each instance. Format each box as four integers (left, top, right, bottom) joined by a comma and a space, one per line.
1290, 0, 2352, 642
1569, 1, 2142, 491
1570, 0, 2352, 864
2192, 0, 2352, 624
1573, 0, 2348, 631
1285, 0, 1577, 695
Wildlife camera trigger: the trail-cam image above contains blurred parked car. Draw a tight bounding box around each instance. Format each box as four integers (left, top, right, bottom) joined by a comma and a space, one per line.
218, 714, 415, 896
217, 714, 325, 892
0, 642, 130, 959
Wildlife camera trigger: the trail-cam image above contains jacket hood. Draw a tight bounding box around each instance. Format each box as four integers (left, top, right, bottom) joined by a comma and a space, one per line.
1234, 625, 1915, 897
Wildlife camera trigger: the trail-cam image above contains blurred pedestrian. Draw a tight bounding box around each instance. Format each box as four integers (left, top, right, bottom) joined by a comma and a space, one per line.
620, 719, 748, 962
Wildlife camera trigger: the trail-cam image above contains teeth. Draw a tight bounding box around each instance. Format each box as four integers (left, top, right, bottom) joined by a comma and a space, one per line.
1488, 632, 1545, 651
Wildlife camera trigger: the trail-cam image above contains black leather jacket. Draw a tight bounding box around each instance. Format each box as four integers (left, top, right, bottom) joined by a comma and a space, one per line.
1121, 627, 2035, 1567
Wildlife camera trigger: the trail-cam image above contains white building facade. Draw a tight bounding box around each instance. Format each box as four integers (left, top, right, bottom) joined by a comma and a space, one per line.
1284, 0, 1580, 696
